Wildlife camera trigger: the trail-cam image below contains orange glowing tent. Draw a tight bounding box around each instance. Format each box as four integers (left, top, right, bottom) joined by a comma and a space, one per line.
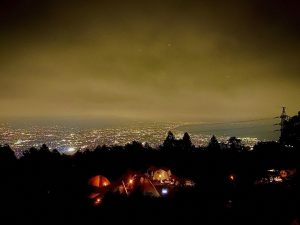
88, 175, 111, 200
88, 175, 111, 188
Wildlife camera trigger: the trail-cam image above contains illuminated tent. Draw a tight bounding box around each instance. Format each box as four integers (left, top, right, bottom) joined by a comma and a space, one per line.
114, 175, 161, 197
138, 177, 160, 197
152, 169, 172, 181
88, 175, 111, 188
88, 175, 111, 200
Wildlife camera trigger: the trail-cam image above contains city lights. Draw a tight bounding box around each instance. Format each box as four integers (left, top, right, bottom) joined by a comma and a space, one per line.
0, 123, 259, 157
67, 147, 76, 152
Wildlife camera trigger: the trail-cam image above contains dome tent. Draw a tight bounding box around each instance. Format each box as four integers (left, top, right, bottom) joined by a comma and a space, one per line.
88, 175, 111, 201
152, 168, 172, 181
88, 175, 110, 188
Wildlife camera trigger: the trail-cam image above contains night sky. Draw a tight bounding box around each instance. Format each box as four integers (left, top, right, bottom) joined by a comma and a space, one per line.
1, 0, 300, 122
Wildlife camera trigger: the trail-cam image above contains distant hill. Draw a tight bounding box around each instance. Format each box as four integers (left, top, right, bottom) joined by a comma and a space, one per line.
175, 119, 279, 141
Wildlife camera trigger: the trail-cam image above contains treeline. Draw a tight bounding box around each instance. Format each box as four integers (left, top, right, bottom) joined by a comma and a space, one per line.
1, 131, 299, 184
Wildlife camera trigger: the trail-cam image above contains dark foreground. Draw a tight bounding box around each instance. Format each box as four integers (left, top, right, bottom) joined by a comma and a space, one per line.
2, 185, 298, 225
0, 141, 299, 225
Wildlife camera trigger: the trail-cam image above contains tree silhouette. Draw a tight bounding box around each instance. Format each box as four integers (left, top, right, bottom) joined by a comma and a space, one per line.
0, 144, 17, 170
208, 135, 221, 151
163, 131, 176, 149
182, 132, 192, 151
0, 144, 16, 161
227, 137, 243, 151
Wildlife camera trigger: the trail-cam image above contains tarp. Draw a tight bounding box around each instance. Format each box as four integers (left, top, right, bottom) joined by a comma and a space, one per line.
139, 177, 160, 197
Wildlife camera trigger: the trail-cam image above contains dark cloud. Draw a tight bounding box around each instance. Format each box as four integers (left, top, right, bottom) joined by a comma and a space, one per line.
0, 0, 299, 121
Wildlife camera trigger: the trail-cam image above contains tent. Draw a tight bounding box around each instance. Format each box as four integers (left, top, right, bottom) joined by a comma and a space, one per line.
137, 176, 160, 197
88, 175, 111, 188
88, 175, 111, 200
152, 169, 172, 181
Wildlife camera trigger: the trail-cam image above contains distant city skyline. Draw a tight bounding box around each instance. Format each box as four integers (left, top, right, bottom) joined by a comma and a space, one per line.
1, 118, 278, 157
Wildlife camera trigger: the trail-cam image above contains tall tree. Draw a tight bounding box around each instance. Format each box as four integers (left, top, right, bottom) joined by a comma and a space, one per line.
208, 135, 221, 151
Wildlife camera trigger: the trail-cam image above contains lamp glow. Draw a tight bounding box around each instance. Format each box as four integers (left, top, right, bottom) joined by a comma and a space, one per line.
162, 188, 168, 195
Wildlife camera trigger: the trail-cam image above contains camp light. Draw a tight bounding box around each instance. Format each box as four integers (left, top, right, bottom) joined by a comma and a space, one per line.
94, 197, 102, 205
162, 188, 168, 195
